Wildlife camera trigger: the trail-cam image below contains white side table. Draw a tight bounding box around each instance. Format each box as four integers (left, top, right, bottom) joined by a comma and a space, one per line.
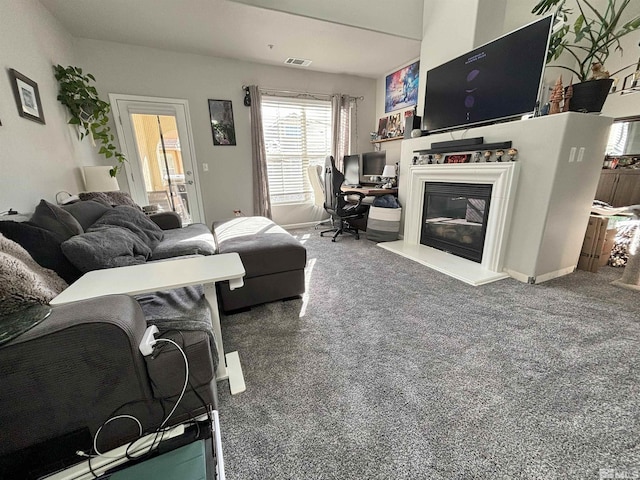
51, 254, 246, 395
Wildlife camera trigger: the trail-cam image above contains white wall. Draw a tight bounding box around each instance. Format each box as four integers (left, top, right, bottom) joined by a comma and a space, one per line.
0, 0, 98, 215
73, 39, 376, 227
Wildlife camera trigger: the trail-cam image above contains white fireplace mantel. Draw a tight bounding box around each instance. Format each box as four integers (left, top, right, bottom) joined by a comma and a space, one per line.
380, 162, 519, 286
380, 113, 614, 286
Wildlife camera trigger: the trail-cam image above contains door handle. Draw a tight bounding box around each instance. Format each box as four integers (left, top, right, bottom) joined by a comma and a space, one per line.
186, 170, 192, 175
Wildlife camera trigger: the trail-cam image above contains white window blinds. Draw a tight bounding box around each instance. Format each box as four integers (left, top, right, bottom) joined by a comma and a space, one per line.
261, 96, 332, 204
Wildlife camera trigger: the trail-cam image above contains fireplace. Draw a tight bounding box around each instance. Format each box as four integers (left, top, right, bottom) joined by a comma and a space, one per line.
421, 182, 492, 263
378, 162, 519, 285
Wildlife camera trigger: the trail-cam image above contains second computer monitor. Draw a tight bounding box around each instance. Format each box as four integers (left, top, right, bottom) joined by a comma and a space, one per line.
343, 154, 360, 186
361, 151, 386, 183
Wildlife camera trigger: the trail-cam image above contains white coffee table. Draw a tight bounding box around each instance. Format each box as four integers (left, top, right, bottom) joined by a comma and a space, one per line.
51, 254, 246, 395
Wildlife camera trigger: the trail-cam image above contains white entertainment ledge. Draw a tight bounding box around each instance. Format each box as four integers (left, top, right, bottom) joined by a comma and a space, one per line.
389, 112, 613, 285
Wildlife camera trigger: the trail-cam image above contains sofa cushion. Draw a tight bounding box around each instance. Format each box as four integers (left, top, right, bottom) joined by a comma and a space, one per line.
0, 234, 68, 314
89, 206, 164, 249
213, 216, 306, 278
151, 223, 216, 260
29, 200, 83, 241
0, 221, 81, 284
62, 200, 111, 231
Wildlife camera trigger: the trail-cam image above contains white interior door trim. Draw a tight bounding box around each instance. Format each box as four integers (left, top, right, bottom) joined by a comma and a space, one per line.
109, 93, 205, 224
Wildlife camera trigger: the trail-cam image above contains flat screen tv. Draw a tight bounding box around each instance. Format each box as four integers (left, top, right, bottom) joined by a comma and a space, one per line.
423, 15, 553, 133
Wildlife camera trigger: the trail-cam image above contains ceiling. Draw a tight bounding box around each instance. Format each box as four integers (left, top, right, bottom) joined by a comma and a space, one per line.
38, 0, 422, 79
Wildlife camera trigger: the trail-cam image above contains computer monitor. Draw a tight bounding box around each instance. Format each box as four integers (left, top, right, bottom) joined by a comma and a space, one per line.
361, 151, 387, 183
343, 154, 360, 186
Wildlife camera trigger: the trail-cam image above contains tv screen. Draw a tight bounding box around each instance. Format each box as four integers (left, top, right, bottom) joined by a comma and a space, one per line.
361, 151, 387, 183
343, 154, 360, 186
423, 15, 552, 133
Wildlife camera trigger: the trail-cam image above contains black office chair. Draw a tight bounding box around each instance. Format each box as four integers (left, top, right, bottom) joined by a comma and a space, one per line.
320, 156, 369, 242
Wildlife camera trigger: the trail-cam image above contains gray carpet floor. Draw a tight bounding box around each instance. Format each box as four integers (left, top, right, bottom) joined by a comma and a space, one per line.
218, 229, 639, 479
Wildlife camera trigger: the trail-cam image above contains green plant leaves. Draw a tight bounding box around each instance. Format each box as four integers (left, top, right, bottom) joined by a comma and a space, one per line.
54, 64, 126, 175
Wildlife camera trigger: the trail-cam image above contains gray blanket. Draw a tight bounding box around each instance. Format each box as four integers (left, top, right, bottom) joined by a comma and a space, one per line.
134, 286, 219, 371
91, 206, 164, 249
61, 226, 151, 272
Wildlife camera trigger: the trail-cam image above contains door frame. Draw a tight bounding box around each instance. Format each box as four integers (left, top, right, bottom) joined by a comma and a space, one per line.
109, 93, 205, 224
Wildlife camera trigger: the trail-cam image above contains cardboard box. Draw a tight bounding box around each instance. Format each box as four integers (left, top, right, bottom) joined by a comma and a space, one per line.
599, 228, 618, 267
578, 215, 609, 273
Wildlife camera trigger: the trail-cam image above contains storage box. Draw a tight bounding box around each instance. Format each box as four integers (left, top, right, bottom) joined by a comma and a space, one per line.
599, 227, 618, 266
366, 206, 402, 242
577, 215, 609, 273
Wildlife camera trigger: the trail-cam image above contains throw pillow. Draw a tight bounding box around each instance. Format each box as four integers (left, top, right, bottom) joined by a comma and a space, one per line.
0, 221, 82, 284
0, 234, 68, 315
62, 200, 111, 231
29, 200, 83, 241
89, 205, 164, 250
78, 192, 113, 207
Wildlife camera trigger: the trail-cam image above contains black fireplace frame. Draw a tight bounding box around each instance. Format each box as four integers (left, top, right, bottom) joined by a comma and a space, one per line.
420, 182, 492, 263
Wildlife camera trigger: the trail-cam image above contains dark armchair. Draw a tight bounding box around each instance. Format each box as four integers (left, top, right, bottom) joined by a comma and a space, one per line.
320, 156, 369, 242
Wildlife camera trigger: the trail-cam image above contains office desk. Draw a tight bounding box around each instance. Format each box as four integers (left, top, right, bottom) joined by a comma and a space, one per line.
341, 186, 397, 196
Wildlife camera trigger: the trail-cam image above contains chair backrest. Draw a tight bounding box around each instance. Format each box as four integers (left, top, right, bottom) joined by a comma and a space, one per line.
323, 156, 345, 212
307, 165, 324, 207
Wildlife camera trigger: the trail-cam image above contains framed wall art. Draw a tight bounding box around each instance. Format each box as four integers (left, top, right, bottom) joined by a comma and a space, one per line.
385, 60, 420, 113
208, 99, 236, 146
9, 69, 45, 124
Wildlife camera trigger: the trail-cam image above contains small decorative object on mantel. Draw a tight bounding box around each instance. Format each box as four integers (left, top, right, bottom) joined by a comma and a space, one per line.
484, 151, 492, 162
473, 151, 482, 163
563, 79, 573, 112
549, 76, 563, 115
508, 148, 518, 162
434, 153, 443, 164
495, 150, 504, 162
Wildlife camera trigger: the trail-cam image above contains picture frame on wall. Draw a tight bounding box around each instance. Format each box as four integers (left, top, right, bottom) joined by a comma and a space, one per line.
208, 99, 236, 146
385, 60, 420, 113
9, 69, 45, 124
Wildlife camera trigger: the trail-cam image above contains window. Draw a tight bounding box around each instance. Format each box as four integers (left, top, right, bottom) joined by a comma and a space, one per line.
261, 96, 332, 204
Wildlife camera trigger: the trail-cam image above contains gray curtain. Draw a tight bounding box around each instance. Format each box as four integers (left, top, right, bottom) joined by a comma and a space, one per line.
248, 85, 272, 219
331, 94, 352, 172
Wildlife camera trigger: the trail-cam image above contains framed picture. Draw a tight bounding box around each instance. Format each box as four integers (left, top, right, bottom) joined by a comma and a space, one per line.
208, 99, 236, 146
377, 117, 388, 138
385, 60, 420, 113
9, 69, 45, 124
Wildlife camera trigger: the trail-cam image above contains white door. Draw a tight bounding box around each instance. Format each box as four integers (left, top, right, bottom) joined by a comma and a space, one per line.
110, 94, 205, 225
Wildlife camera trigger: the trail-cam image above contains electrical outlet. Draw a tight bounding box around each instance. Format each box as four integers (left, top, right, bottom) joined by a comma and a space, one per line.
202, 163, 209, 172
577, 147, 585, 162
568, 147, 576, 163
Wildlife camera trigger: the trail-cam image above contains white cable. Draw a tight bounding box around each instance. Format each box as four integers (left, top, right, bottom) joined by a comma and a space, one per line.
155, 338, 189, 429
90, 338, 189, 461
93, 415, 143, 458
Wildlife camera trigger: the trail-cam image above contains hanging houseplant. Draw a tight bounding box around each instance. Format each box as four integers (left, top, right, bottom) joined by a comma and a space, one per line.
532, 0, 640, 112
53, 65, 125, 176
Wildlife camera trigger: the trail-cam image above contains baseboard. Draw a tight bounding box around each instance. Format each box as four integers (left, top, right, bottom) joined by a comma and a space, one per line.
505, 266, 576, 284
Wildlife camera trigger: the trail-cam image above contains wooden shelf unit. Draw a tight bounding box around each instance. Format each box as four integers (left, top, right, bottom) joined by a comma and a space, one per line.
595, 169, 640, 207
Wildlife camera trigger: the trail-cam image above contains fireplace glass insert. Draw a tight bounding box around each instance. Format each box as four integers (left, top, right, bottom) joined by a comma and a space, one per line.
420, 182, 492, 263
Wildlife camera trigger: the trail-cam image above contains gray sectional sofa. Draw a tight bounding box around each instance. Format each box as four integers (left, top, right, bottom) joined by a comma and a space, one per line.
0, 194, 306, 475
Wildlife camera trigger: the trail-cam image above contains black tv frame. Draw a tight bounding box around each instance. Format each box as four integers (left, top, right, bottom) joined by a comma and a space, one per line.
423, 15, 553, 133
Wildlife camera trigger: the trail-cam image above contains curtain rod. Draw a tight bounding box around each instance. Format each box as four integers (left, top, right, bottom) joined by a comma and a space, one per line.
242, 85, 363, 101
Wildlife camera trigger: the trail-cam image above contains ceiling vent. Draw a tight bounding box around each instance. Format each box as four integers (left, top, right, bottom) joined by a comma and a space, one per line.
284, 57, 312, 67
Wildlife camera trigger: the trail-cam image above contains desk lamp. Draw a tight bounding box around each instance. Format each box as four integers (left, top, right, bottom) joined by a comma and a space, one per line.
381, 165, 396, 188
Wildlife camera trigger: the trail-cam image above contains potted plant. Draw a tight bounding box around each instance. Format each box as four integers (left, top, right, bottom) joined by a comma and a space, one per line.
532, 0, 640, 112
53, 65, 125, 176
